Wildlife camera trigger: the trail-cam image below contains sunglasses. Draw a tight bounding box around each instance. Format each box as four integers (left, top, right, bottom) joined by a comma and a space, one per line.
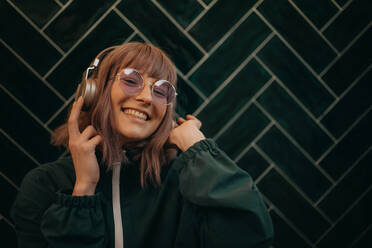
116, 68, 177, 105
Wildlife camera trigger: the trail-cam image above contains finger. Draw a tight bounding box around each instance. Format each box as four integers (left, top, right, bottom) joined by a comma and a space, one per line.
186, 115, 202, 128
88, 135, 103, 147
68, 97, 84, 139
80, 125, 98, 140
177, 117, 186, 124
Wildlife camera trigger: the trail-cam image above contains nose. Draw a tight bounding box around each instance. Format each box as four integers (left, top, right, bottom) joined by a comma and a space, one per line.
135, 80, 153, 104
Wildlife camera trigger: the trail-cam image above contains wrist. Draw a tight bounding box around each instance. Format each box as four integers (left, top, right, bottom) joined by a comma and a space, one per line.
72, 182, 97, 196
181, 133, 206, 152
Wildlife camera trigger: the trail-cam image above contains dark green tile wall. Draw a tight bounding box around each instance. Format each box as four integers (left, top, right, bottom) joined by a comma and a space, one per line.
1, 0, 371, 247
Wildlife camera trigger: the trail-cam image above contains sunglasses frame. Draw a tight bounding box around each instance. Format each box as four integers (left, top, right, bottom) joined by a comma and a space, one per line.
116, 68, 178, 105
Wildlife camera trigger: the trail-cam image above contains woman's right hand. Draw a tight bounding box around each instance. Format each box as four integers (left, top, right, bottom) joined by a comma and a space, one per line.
68, 96, 103, 196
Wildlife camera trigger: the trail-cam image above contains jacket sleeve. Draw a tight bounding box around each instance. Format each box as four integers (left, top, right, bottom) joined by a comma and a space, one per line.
11, 166, 106, 248
172, 138, 274, 248
40, 192, 106, 248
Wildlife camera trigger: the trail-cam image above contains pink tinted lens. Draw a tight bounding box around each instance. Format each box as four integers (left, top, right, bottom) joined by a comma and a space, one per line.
153, 80, 175, 104
119, 68, 143, 94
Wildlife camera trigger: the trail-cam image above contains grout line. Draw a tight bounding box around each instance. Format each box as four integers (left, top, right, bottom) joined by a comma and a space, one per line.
236, 122, 275, 166
259, 193, 315, 247
0, 172, 20, 191
0, 129, 41, 167
254, 99, 336, 185
315, 185, 372, 245
316, 106, 372, 165
0, 85, 53, 133
185, 0, 217, 31
151, 0, 207, 55
315, 147, 371, 206
330, 0, 343, 11
43, 0, 122, 79
272, 164, 334, 224
254, 8, 339, 100
176, 68, 207, 101
54, 0, 63, 8
196, 0, 208, 9
45, 94, 75, 126
254, 163, 274, 185
1, 39, 67, 102
318, 65, 371, 121
41, 0, 73, 31
192, 31, 274, 116
213, 77, 275, 140
125, 31, 137, 43
350, 223, 372, 247
288, 0, 340, 55
319, 22, 371, 78
255, 55, 338, 145
113, 8, 152, 44
6, 0, 65, 55
58, 149, 69, 159
320, 0, 354, 33
186, 0, 265, 78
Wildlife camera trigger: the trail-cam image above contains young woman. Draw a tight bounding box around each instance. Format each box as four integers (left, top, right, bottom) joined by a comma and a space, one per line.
11, 42, 274, 248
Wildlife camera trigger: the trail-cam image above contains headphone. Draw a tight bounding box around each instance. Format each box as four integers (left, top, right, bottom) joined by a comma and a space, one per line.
75, 48, 115, 111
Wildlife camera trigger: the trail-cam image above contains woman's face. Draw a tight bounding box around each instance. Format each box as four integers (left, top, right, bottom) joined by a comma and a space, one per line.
110, 68, 167, 145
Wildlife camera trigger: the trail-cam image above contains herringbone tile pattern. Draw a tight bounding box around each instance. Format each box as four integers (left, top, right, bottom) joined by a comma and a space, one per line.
1, 0, 371, 247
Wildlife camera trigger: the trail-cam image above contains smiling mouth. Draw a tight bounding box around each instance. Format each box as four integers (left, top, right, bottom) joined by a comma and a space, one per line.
120, 107, 149, 121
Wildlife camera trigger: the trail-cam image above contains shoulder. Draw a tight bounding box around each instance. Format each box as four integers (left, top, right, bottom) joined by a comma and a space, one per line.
11, 156, 76, 223
17, 156, 75, 206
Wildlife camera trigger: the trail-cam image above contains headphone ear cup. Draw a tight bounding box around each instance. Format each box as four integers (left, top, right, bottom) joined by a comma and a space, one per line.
75, 78, 98, 112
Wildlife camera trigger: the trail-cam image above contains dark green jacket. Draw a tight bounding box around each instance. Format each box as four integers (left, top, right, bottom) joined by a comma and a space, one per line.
11, 139, 274, 247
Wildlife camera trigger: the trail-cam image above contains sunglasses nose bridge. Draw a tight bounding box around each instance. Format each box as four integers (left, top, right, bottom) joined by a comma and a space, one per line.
135, 80, 154, 103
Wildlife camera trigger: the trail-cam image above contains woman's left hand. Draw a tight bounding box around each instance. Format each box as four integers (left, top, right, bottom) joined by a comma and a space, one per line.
167, 114, 206, 152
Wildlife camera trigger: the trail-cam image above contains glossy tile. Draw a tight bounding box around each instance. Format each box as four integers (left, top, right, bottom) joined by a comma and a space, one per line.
352, 225, 372, 248
334, 0, 348, 6
258, 169, 330, 241
292, 0, 338, 29
270, 210, 311, 248
320, 111, 372, 180
257, 126, 331, 201
128, 34, 145, 43
324, 0, 371, 51
46, 11, 133, 98
1, 133, 37, 186
12, 0, 60, 28
1, 89, 62, 164
189, 0, 256, 50
317, 189, 372, 247
319, 150, 371, 221
0, 43, 63, 122
117, 0, 203, 74
322, 28, 371, 96
257, 81, 333, 160
47, 101, 72, 130
321, 69, 371, 138
0, 220, 17, 246
236, 147, 270, 181
157, 0, 203, 28
0, 1, 62, 75
0, 176, 18, 219
175, 77, 204, 117
257, 36, 334, 118
44, 0, 116, 51
258, 0, 336, 74
190, 13, 271, 96
197, 58, 271, 137
216, 104, 270, 159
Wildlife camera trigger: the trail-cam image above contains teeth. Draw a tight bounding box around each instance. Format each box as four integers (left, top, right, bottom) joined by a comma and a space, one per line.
122, 108, 148, 120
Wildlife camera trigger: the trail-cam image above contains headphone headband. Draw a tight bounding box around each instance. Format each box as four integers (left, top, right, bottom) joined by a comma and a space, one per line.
85, 48, 115, 80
